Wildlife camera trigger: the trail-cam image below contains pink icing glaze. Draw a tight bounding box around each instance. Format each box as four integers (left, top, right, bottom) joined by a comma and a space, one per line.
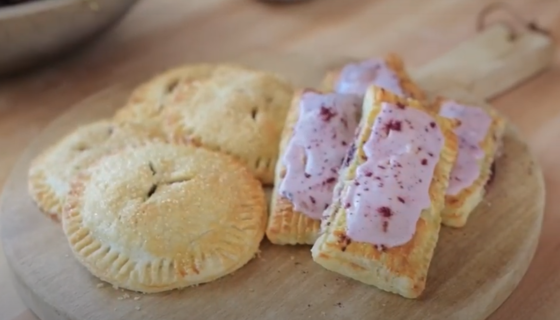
439, 100, 492, 196
335, 59, 404, 97
279, 91, 361, 220
343, 102, 444, 247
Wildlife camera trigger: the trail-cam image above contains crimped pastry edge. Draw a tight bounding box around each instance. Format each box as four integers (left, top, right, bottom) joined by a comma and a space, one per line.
61, 141, 267, 293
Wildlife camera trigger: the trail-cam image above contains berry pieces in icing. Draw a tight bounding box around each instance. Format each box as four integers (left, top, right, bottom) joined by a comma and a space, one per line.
279, 91, 361, 220
343, 102, 444, 248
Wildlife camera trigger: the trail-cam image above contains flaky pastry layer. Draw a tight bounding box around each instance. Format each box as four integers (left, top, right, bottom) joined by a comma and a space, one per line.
267, 90, 326, 245
311, 87, 459, 299
434, 98, 506, 228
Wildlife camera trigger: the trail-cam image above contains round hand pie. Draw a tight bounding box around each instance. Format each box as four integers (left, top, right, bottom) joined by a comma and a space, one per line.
62, 142, 266, 293
113, 63, 294, 184
113, 63, 221, 122
27, 120, 166, 220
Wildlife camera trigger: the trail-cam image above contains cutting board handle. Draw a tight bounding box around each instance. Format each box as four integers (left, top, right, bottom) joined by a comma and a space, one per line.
413, 5, 555, 101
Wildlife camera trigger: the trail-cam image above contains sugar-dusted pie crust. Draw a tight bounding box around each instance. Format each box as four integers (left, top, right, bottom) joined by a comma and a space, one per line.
62, 142, 266, 293
113, 64, 223, 122
27, 120, 166, 220
320, 53, 426, 101
434, 97, 506, 228
159, 65, 294, 184
311, 87, 459, 299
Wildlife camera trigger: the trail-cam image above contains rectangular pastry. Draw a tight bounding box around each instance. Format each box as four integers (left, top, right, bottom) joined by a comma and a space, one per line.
434, 97, 506, 228
266, 55, 428, 246
267, 89, 362, 245
311, 86, 458, 299
321, 53, 426, 101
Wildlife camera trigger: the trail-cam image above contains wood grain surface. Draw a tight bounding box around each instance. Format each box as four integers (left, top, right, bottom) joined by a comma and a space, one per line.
0, 0, 559, 319
0, 52, 546, 320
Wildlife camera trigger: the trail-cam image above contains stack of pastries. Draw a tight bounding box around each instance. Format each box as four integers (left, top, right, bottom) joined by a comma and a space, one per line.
27, 54, 505, 298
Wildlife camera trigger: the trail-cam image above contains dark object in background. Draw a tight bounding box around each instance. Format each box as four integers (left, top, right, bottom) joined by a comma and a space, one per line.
0, 0, 41, 8
0, 0, 139, 78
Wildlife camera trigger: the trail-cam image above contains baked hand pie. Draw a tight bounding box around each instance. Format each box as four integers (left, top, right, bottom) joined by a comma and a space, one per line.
321, 53, 426, 101
27, 120, 166, 220
62, 142, 266, 293
266, 89, 361, 245
113, 63, 223, 122
311, 87, 458, 299
434, 97, 506, 228
158, 64, 294, 184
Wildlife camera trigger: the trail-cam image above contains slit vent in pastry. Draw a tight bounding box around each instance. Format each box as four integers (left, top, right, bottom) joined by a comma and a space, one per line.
62, 142, 266, 293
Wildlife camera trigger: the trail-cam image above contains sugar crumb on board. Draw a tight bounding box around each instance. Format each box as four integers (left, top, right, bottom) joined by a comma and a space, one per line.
96, 283, 105, 288
135, 306, 141, 311
257, 249, 266, 261
117, 293, 131, 301
134, 296, 141, 301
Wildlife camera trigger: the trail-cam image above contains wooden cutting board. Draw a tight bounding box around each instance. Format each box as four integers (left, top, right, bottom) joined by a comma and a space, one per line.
0, 25, 552, 320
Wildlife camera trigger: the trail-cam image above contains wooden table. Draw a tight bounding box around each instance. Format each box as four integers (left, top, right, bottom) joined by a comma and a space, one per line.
0, 0, 559, 319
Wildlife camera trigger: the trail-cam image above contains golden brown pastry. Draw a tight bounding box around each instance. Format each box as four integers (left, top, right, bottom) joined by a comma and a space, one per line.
267, 89, 361, 245
159, 64, 294, 184
433, 97, 506, 228
27, 120, 166, 220
113, 64, 222, 122
311, 87, 458, 299
62, 142, 266, 293
321, 53, 426, 101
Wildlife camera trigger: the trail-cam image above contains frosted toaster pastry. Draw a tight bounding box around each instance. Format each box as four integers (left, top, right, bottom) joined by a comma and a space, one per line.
321, 53, 426, 101
267, 89, 361, 245
311, 87, 458, 299
62, 142, 266, 293
434, 98, 506, 228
